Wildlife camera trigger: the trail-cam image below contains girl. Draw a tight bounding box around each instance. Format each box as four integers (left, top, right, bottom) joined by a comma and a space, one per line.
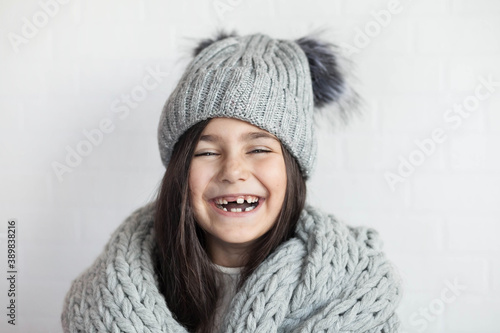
62, 31, 402, 333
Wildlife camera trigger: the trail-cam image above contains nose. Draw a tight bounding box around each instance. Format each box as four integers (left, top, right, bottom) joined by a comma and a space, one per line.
218, 154, 250, 183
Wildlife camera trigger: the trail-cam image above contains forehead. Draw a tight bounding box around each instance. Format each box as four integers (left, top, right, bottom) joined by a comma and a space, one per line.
200, 118, 278, 141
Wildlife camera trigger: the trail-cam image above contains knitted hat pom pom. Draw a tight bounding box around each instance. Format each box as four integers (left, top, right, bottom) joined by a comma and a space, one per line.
294, 36, 345, 109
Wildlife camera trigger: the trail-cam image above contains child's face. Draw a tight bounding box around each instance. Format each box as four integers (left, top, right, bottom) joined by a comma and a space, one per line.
189, 117, 287, 262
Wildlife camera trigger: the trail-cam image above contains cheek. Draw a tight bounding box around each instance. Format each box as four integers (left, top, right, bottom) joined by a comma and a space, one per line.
188, 166, 208, 225
189, 162, 216, 202
188, 163, 206, 201
258, 157, 287, 197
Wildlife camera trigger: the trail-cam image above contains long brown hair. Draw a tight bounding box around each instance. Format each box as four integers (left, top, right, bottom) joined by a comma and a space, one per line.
153, 118, 306, 332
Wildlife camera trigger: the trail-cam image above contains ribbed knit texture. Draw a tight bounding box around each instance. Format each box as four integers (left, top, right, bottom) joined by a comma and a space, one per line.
157, 33, 316, 177
61, 202, 402, 332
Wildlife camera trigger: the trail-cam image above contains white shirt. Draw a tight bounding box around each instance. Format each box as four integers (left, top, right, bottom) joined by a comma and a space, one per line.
212, 263, 242, 332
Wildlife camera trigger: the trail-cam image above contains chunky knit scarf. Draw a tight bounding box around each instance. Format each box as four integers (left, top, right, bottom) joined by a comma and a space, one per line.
61, 202, 402, 332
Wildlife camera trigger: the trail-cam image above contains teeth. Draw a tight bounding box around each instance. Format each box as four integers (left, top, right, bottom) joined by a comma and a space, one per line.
216, 196, 258, 204
216, 204, 228, 211
245, 196, 259, 203
216, 204, 256, 213
215, 195, 259, 208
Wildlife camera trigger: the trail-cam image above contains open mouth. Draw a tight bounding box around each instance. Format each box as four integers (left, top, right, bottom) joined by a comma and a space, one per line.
213, 195, 260, 212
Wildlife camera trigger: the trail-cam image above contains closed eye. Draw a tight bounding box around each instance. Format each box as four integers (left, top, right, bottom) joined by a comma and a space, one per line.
249, 149, 271, 154
194, 152, 219, 157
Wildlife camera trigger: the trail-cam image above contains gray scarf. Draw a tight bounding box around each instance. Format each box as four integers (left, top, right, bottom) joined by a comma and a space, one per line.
61, 202, 402, 332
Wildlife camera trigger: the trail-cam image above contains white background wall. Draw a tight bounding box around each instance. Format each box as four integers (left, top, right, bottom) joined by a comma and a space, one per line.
1, 0, 499, 332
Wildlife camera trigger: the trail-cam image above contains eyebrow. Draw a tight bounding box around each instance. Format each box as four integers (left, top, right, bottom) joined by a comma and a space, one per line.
199, 131, 279, 143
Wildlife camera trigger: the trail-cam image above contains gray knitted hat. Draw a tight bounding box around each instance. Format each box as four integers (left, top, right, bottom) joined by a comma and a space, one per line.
158, 31, 348, 178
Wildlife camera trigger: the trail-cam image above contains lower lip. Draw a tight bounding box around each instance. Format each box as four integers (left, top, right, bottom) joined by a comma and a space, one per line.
209, 199, 264, 217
